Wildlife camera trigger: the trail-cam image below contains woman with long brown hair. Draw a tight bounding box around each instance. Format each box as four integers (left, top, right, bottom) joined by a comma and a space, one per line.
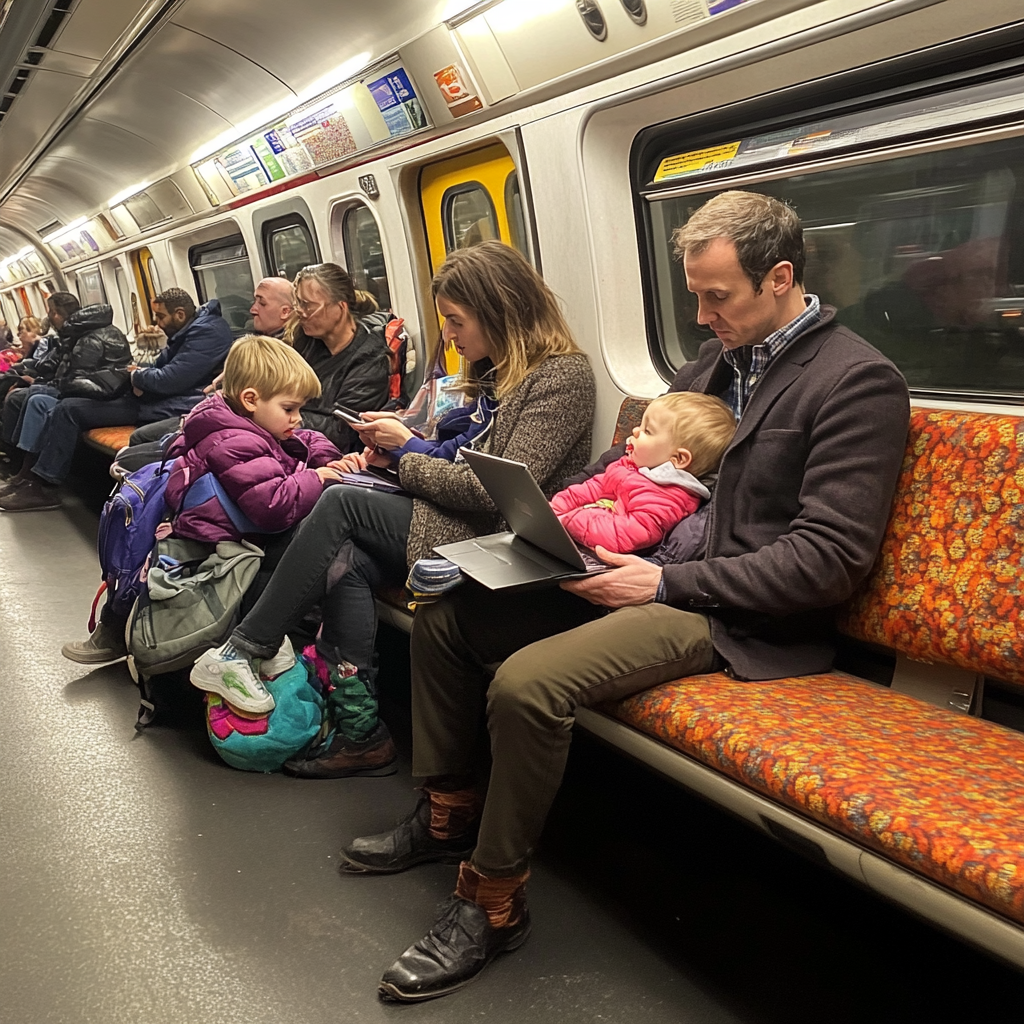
191, 241, 596, 778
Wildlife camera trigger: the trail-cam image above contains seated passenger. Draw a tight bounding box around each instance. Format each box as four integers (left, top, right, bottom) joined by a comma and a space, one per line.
15, 316, 44, 362
128, 276, 296, 447
286, 263, 394, 453
338, 191, 911, 1003
0, 289, 232, 513
62, 335, 346, 666
0, 294, 131, 507
549, 391, 735, 553
189, 241, 596, 778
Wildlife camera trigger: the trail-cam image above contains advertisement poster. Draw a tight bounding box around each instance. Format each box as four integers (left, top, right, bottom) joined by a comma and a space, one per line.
287, 103, 357, 165
369, 68, 427, 137
433, 64, 483, 118
250, 136, 286, 182
263, 126, 315, 177
220, 145, 269, 194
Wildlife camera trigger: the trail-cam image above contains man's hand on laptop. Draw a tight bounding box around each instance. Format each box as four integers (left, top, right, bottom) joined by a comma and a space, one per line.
560, 547, 662, 607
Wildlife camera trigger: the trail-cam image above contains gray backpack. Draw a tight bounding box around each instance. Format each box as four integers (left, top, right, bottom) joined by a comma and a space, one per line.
126, 537, 264, 682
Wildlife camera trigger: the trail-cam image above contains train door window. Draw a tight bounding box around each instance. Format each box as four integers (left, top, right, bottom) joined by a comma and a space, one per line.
114, 264, 134, 332
341, 205, 391, 311
420, 144, 521, 373
189, 235, 255, 335
147, 254, 163, 293
130, 247, 158, 324
505, 171, 527, 256
263, 215, 316, 281
76, 266, 106, 306
442, 184, 498, 252
640, 68, 1024, 399
1, 293, 18, 328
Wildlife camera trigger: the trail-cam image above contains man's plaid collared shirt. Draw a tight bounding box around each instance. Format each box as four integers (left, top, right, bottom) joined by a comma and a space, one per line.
721, 294, 821, 420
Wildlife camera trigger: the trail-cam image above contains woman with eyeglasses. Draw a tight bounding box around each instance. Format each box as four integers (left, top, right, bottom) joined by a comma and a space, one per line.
287, 262, 393, 453
191, 241, 596, 779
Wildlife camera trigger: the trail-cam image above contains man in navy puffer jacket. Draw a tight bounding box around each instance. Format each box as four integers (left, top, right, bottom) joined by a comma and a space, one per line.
0, 288, 232, 512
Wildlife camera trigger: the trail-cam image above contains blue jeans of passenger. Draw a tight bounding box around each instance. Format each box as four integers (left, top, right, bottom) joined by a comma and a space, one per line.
17, 391, 61, 453
231, 485, 414, 689
32, 394, 142, 485
2, 384, 56, 446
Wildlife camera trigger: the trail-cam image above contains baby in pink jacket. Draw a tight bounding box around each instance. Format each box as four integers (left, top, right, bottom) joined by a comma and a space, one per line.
550, 392, 736, 554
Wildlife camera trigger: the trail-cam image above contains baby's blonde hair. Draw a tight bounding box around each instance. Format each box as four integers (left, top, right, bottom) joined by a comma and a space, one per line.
647, 392, 736, 478
222, 334, 321, 410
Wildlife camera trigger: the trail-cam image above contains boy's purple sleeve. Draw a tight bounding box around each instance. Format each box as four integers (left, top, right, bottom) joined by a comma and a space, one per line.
296, 429, 342, 468
205, 436, 324, 533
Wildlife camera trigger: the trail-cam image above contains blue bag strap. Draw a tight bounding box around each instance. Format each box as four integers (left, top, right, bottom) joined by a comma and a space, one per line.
182, 472, 262, 535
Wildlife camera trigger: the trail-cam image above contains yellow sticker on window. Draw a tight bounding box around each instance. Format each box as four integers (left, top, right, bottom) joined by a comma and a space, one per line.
654, 142, 741, 183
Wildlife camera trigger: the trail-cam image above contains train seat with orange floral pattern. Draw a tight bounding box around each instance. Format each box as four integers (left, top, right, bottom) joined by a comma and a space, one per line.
598, 405, 1024, 930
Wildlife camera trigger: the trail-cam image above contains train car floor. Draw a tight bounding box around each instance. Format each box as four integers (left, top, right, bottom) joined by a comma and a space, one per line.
1, 488, 1022, 1024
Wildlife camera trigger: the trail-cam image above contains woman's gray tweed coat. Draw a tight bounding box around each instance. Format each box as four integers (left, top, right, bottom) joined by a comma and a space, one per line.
398, 352, 595, 565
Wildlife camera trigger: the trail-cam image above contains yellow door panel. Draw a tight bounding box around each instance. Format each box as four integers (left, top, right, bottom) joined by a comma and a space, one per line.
420, 143, 518, 373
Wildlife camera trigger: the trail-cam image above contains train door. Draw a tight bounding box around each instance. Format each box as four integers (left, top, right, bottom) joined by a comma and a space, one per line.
419, 142, 529, 372
129, 247, 161, 325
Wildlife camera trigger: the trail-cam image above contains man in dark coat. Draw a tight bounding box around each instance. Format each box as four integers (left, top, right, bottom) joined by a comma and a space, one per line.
125, 277, 296, 447
338, 191, 912, 1001
0, 288, 231, 512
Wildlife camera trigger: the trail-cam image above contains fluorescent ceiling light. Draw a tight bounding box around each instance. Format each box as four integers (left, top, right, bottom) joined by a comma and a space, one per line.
109, 182, 151, 207
189, 51, 373, 164
42, 218, 86, 244
15, 245, 36, 259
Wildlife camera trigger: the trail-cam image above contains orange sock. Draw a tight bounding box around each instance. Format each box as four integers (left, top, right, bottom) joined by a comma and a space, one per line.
455, 861, 529, 929
425, 787, 481, 841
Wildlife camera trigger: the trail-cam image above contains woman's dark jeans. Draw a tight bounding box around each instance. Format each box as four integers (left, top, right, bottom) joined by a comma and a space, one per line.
231, 484, 413, 686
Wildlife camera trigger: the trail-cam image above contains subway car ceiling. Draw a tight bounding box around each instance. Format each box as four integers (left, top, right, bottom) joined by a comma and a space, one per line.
3, 0, 1024, 426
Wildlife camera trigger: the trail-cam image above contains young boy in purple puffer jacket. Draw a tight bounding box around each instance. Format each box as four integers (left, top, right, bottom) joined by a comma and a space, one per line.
164, 334, 349, 543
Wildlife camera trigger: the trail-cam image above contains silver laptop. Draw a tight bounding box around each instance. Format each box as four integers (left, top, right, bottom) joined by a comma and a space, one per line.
433, 449, 609, 589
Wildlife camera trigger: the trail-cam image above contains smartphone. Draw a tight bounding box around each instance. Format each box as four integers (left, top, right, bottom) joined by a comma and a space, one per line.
333, 406, 368, 426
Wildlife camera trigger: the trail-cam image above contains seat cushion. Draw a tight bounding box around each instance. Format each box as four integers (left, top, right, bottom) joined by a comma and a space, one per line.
84, 425, 135, 454
840, 409, 1024, 684
608, 671, 1024, 924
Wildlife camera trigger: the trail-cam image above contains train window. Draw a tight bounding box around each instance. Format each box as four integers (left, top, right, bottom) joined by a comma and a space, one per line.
114, 265, 133, 332
76, 266, 106, 306
263, 215, 316, 281
441, 182, 497, 252
341, 205, 391, 311
189, 235, 255, 335
505, 171, 527, 256
147, 255, 162, 293
643, 72, 1024, 399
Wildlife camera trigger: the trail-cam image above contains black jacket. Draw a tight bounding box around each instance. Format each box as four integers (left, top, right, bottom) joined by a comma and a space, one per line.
31, 305, 131, 398
293, 312, 393, 453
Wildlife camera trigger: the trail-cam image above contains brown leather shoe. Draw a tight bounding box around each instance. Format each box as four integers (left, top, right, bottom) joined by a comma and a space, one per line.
0, 477, 60, 511
283, 721, 397, 778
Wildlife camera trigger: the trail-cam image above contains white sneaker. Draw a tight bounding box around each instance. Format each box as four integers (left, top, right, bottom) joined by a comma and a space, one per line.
190, 642, 275, 714
257, 636, 296, 681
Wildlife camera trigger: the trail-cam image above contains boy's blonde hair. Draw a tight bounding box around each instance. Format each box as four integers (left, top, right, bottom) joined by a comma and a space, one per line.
647, 392, 736, 478
222, 334, 321, 409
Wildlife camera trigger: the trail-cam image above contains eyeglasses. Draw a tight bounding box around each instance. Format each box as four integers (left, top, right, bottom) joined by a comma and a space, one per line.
296, 299, 324, 316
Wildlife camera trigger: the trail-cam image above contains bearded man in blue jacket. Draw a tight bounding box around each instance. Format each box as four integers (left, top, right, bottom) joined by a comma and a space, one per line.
0, 287, 232, 512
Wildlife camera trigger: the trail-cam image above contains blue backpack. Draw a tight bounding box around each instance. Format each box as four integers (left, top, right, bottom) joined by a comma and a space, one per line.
92, 461, 174, 630
92, 462, 263, 632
